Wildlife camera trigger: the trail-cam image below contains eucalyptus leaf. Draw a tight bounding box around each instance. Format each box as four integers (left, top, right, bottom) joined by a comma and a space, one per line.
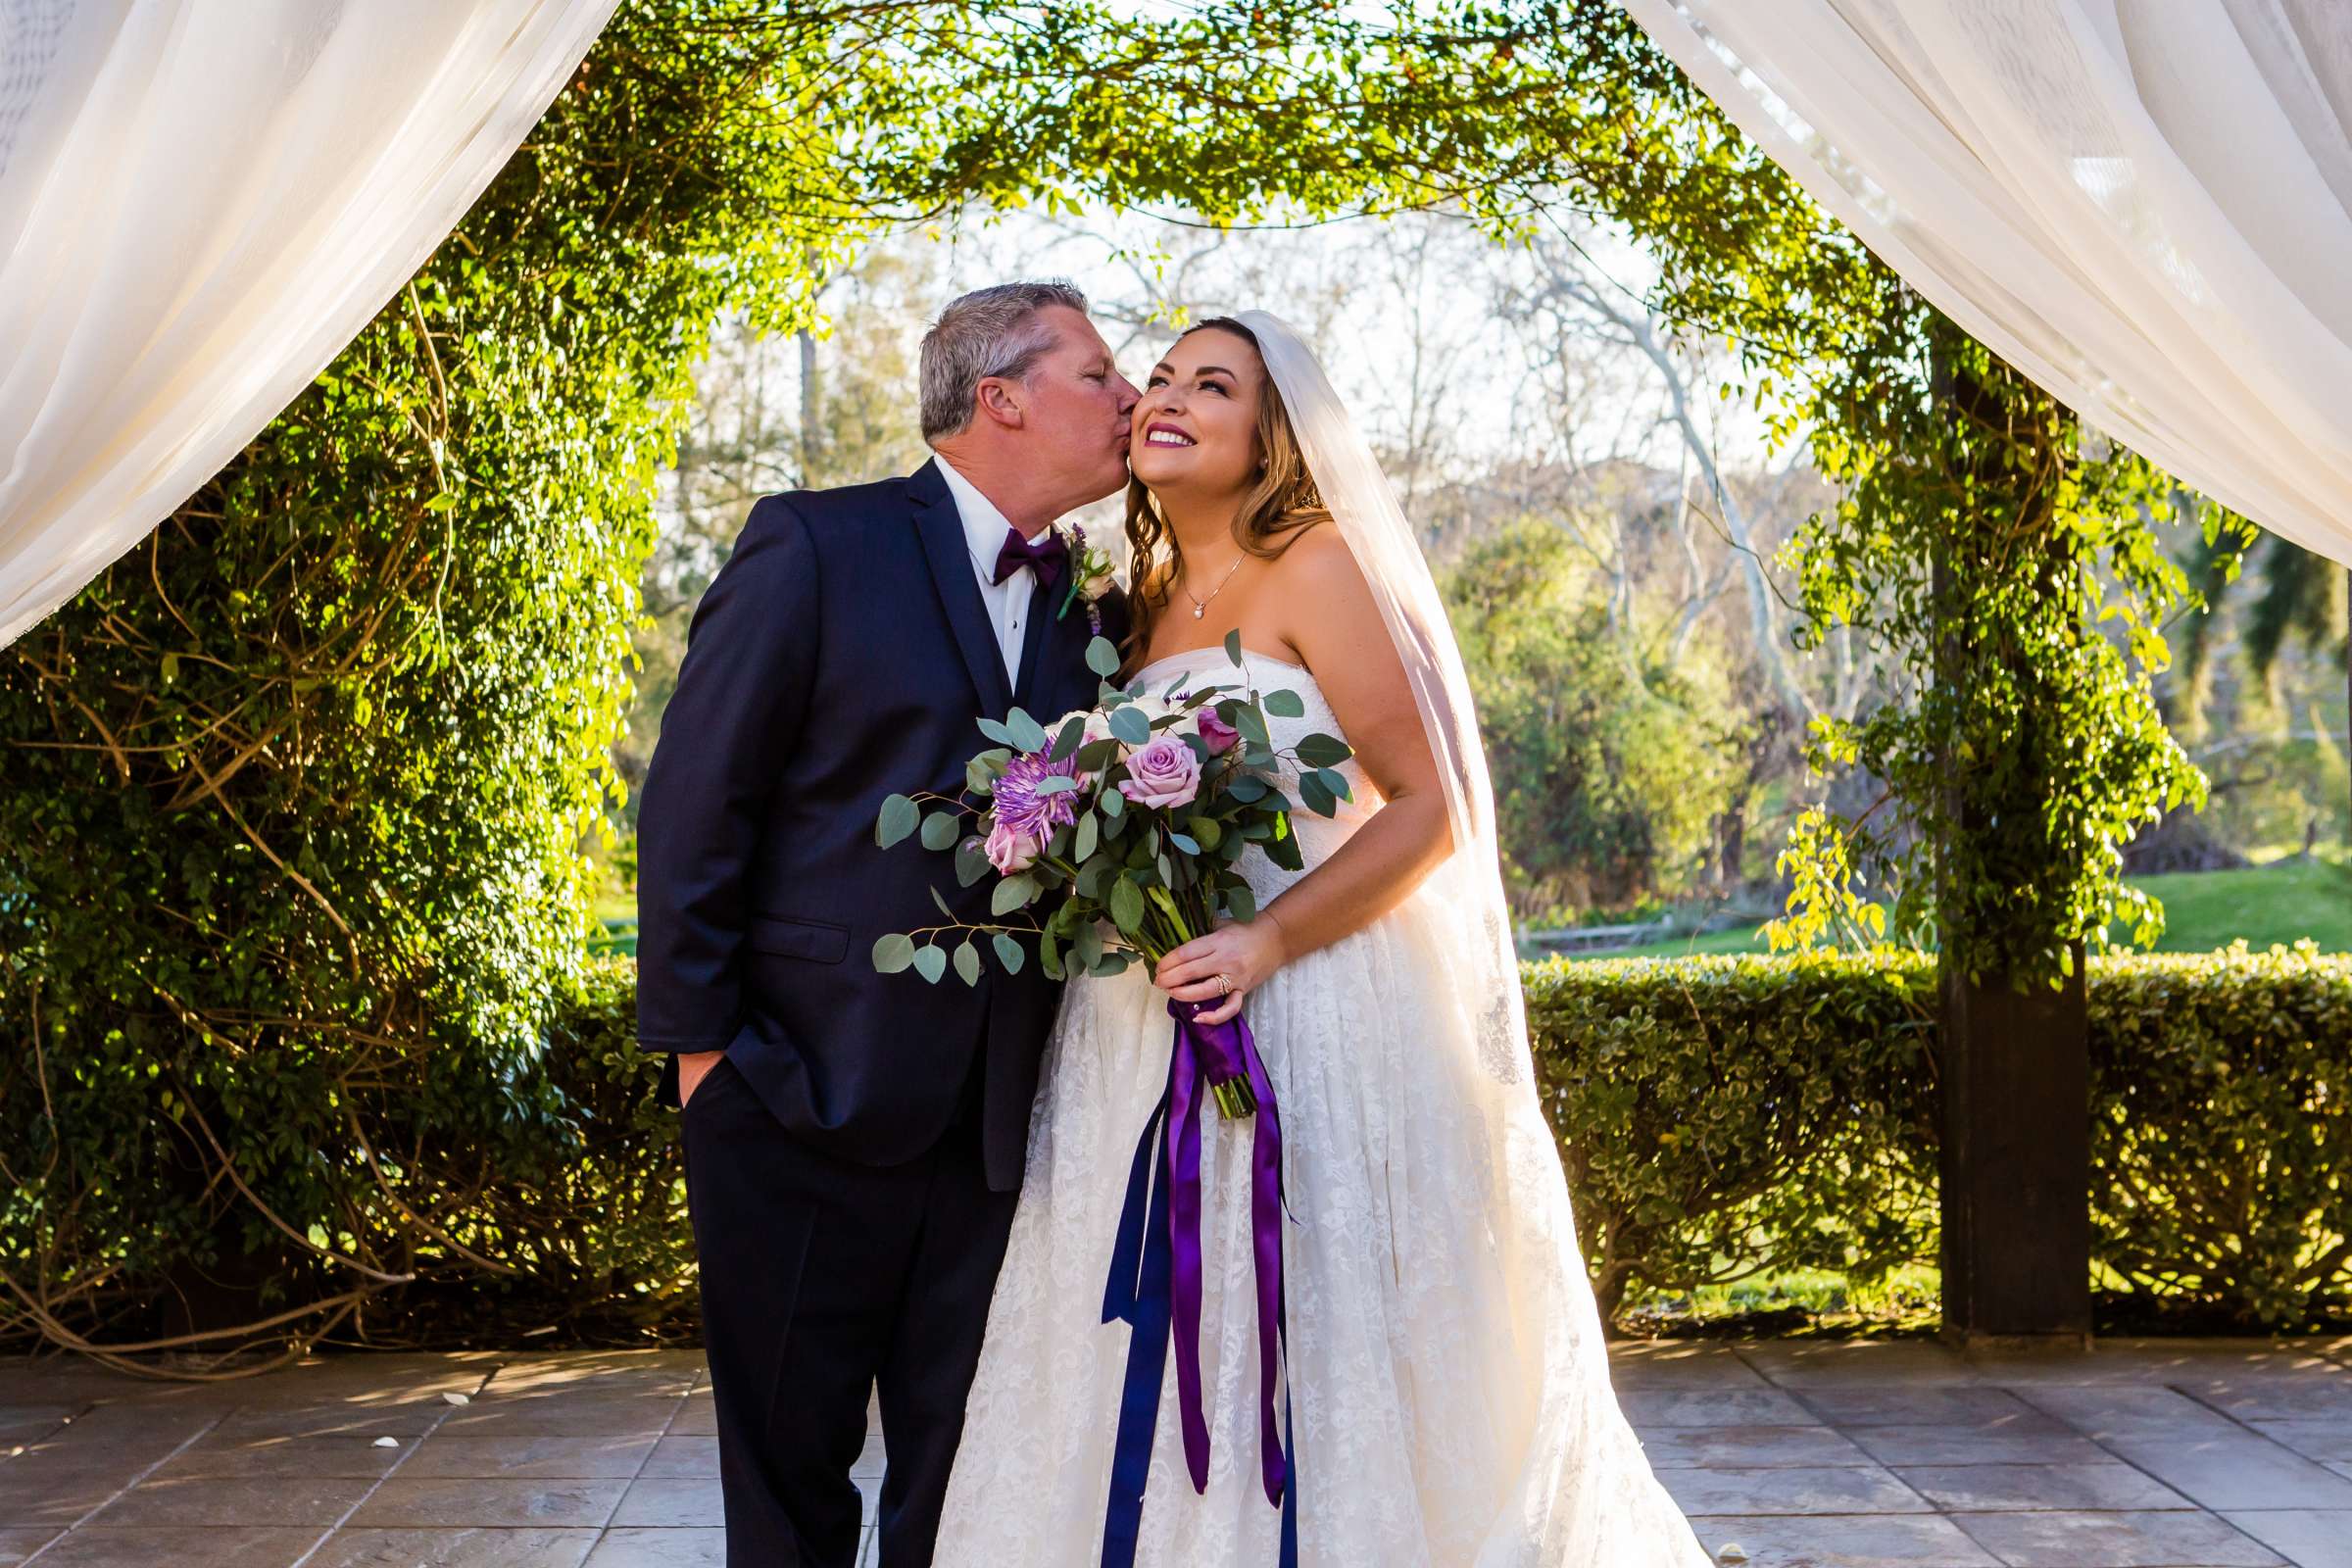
975, 716, 1014, 747
931, 885, 955, 919
1050, 715, 1087, 761
1085, 636, 1122, 676
1263, 688, 1305, 718
954, 940, 982, 987
992, 932, 1026, 975
991, 873, 1038, 916
1299, 770, 1337, 817
1297, 733, 1352, 768
1108, 705, 1152, 746
1091, 952, 1132, 978
1224, 628, 1244, 665
875, 793, 919, 849
1005, 707, 1049, 754
1186, 815, 1223, 850
1316, 766, 1354, 803
955, 838, 991, 887
1075, 918, 1104, 969
912, 945, 947, 984
1265, 827, 1305, 873
1034, 775, 1082, 796
1074, 810, 1099, 862
1227, 885, 1257, 923
1109, 876, 1145, 934
872, 933, 916, 974
920, 810, 961, 850
1040, 928, 1064, 980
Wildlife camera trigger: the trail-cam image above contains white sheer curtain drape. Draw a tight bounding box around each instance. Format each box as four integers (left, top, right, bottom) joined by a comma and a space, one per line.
1615, 0, 2352, 564
0, 0, 618, 650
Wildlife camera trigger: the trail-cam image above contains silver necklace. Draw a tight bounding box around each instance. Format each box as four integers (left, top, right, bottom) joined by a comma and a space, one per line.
1182, 549, 1247, 620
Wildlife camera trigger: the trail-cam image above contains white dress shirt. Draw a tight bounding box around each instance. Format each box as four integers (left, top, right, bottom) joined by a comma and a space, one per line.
935, 455, 1054, 683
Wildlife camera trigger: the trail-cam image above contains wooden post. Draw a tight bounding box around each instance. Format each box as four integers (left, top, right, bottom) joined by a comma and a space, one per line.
1937, 954, 2093, 1348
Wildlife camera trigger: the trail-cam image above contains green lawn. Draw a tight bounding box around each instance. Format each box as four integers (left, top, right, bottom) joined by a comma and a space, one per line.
1558, 858, 2352, 960
592, 859, 2352, 963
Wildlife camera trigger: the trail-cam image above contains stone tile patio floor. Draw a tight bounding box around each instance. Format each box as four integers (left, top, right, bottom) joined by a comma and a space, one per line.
1, 1337, 2348, 1566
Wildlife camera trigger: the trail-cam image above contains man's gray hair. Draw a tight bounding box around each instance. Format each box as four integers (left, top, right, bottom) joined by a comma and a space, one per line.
918, 280, 1091, 442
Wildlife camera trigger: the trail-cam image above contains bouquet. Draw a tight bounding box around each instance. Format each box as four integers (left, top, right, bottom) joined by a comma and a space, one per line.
875, 628, 1342, 1539
869, 629, 1354, 1118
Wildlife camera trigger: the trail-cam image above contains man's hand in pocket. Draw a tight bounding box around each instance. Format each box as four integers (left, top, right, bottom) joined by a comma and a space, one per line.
677, 1050, 725, 1107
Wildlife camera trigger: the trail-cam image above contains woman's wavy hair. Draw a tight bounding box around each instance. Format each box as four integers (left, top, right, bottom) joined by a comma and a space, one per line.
1122, 317, 1330, 668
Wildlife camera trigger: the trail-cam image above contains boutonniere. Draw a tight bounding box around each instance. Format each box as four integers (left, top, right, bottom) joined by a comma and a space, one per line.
1055, 522, 1119, 635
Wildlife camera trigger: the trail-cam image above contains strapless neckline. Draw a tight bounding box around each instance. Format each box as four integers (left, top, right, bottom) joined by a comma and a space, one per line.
1130, 644, 1310, 684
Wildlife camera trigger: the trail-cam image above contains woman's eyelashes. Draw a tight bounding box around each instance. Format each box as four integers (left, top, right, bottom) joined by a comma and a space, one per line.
1144, 373, 1229, 396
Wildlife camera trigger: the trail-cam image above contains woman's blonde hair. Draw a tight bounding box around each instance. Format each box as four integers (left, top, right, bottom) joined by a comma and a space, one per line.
1122, 317, 1330, 667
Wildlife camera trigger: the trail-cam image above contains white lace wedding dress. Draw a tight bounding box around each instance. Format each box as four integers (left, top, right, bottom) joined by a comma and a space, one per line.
935, 646, 1711, 1568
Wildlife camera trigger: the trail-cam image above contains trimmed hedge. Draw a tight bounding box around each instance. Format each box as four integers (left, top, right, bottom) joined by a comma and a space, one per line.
2088, 947, 2352, 1323
27, 945, 2340, 1349
1524, 950, 1939, 1321
1527, 944, 2352, 1327
531, 945, 2348, 1335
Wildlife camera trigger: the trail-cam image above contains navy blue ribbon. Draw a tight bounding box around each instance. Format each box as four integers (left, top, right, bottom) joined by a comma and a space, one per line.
1100, 1084, 1298, 1567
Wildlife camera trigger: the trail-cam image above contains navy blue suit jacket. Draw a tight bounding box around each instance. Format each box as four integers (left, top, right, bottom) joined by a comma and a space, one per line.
635, 459, 1124, 1191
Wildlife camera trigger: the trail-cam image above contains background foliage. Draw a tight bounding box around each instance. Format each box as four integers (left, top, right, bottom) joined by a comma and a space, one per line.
0, 0, 1832, 1363
5, 0, 2344, 1361
0, 2, 856, 1362
1446, 520, 1743, 914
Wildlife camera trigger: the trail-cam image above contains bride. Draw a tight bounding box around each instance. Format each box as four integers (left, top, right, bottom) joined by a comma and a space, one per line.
934, 311, 1710, 1566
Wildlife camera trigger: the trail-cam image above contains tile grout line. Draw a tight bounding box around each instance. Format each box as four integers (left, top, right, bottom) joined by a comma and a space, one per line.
1719, 1343, 1995, 1551
1984, 1382, 2298, 1566
284, 1359, 503, 1568
2159, 1377, 2349, 1563
584, 1369, 697, 1556
19, 1407, 226, 1563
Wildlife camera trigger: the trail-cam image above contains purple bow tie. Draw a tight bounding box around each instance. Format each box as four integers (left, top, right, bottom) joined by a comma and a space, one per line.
992, 525, 1068, 590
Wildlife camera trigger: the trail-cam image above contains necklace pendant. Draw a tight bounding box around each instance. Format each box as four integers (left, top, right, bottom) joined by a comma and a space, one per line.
1192, 605, 1204, 618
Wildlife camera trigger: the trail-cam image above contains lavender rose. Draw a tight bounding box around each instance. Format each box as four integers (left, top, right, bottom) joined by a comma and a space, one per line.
1119, 734, 1202, 809
984, 819, 1040, 874
1194, 704, 1240, 756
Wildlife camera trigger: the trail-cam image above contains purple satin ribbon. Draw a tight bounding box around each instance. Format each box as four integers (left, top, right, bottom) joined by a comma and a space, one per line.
1164, 996, 1289, 1507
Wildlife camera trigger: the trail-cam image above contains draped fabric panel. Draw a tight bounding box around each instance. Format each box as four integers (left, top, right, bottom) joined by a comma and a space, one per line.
1615, 0, 2352, 564
0, 0, 619, 649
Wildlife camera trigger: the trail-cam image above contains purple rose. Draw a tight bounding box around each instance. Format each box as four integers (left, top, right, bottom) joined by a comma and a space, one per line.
1195, 705, 1240, 756
984, 819, 1040, 874
1118, 734, 1202, 810
993, 748, 1081, 841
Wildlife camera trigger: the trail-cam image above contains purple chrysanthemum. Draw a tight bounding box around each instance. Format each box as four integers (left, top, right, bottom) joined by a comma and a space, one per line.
993, 748, 1082, 841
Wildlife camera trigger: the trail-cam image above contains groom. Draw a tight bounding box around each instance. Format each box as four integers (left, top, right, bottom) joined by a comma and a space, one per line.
636, 281, 1137, 1567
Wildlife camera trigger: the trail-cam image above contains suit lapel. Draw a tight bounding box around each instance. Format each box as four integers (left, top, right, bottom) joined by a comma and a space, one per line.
909, 459, 1014, 716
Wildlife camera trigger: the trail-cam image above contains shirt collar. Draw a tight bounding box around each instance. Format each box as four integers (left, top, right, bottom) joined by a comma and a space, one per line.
933, 454, 1051, 566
